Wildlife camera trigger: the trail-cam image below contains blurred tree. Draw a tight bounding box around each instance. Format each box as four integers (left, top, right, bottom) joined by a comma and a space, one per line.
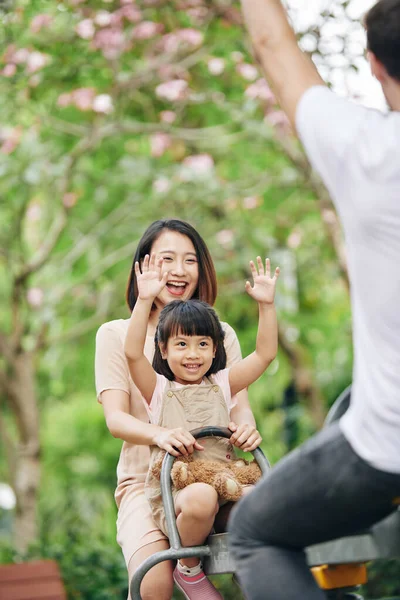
0, 0, 359, 559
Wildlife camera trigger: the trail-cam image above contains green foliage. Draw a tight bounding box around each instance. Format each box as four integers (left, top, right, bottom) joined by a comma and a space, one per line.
0, 0, 394, 598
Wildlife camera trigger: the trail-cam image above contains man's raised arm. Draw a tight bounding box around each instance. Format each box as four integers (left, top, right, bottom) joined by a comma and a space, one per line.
240, 0, 325, 130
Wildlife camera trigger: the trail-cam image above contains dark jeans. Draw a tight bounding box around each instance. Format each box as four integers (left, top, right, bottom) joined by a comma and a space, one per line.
228, 423, 400, 600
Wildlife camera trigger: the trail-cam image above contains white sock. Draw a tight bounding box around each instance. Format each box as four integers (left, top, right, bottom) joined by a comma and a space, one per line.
177, 560, 203, 577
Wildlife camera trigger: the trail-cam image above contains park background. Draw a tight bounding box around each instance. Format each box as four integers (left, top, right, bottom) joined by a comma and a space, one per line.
1, 0, 399, 597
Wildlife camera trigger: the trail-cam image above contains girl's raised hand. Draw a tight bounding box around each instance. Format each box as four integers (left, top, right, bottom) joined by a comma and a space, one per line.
245, 256, 280, 304
135, 253, 168, 301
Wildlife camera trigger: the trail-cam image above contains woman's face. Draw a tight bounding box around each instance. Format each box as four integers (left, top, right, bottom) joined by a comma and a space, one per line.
150, 230, 199, 309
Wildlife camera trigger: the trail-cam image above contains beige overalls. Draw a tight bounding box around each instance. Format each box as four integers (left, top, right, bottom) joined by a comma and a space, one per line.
145, 377, 235, 536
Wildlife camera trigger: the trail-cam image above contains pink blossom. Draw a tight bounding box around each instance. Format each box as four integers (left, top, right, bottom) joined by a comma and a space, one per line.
57, 93, 72, 108
322, 209, 337, 225
157, 64, 188, 81
132, 21, 164, 40
150, 133, 172, 157
63, 192, 79, 208
224, 198, 238, 210
187, 7, 209, 25
93, 94, 114, 114
178, 28, 203, 46
92, 28, 126, 60
245, 78, 275, 103
231, 51, 244, 63
243, 196, 261, 210
71, 88, 96, 111
26, 52, 49, 73
27, 287, 44, 308
0, 126, 22, 154
26, 203, 42, 222
266, 110, 291, 134
180, 154, 214, 179
3, 44, 17, 63
30, 14, 53, 33
115, 4, 142, 23
153, 177, 171, 194
76, 19, 95, 40
160, 28, 203, 53
155, 79, 188, 102
216, 229, 234, 249
2, 64, 17, 77
207, 57, 225, 76
236, 63, 258, 81
94, 10, 112, 27
159, 110, 176, 124
29, 74, 41, 88
13, 48, 30, 64
287, 230, 302, 249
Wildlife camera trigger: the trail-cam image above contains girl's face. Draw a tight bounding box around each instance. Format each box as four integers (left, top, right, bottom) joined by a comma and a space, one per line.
161, 333, 215, 385
150, 230, 199, 310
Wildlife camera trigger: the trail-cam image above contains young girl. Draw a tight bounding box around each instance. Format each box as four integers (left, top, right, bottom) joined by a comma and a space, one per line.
124, 252, 279, 599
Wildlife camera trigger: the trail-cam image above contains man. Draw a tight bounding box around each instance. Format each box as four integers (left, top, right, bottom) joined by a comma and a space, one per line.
228, 1, 400, 599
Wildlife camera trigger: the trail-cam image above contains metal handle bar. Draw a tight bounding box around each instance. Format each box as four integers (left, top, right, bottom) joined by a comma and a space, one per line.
130, 426, 270, 600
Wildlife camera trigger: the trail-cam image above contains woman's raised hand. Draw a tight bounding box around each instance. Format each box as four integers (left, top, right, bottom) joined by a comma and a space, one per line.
135, 253, 168, 301
245, 256, 280, 304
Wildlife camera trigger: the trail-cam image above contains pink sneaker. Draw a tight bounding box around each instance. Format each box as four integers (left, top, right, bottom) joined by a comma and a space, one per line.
173, 565, 224, 599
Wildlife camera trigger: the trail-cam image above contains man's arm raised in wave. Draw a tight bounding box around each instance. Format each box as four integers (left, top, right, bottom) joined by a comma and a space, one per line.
240, 0, 324, 130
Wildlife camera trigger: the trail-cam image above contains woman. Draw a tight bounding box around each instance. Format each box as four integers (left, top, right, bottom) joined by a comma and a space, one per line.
95, 219, 261, 600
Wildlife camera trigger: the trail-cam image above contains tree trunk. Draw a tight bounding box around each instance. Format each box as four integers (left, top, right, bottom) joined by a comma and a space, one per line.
4, 349, 41, 552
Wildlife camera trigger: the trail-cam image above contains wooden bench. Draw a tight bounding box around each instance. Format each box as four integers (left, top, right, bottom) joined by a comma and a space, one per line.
0, 560, 66, 600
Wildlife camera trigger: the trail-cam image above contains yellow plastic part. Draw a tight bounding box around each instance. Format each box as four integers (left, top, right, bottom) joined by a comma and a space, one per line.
311, 563, 367, 590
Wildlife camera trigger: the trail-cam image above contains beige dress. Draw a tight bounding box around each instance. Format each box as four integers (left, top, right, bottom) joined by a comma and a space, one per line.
94, 318, 242, 567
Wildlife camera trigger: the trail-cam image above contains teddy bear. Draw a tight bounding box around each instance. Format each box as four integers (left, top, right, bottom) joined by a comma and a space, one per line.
151, 451, 262, 502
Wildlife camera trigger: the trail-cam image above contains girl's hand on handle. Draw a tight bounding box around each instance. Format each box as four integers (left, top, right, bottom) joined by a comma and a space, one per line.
228, 421, 262, 453
153, 427, 204, 457
135, 253, 168, 301
245, 256, 280, 304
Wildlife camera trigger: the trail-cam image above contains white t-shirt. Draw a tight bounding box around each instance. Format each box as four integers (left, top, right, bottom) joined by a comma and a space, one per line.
296, 86, 400, 473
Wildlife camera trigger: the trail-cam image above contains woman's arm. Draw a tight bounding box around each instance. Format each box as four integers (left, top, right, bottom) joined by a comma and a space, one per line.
124, 254, 168, 403
102, 389, 203, 456
229, 257, 279, 396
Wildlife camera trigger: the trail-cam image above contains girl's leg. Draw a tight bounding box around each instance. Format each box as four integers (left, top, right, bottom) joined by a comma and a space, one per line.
173, 483, 223, 599
175, 482, 219, 567
127, 539, 174, 600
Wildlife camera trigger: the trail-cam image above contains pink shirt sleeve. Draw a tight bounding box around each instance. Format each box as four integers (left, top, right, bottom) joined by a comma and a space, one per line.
95, 323, 130, 402
147, 373, 168, 424
212, 368, 237, 413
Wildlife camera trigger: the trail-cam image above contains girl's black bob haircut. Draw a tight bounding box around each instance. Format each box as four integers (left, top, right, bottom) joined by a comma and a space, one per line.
153, 300, 227, 381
